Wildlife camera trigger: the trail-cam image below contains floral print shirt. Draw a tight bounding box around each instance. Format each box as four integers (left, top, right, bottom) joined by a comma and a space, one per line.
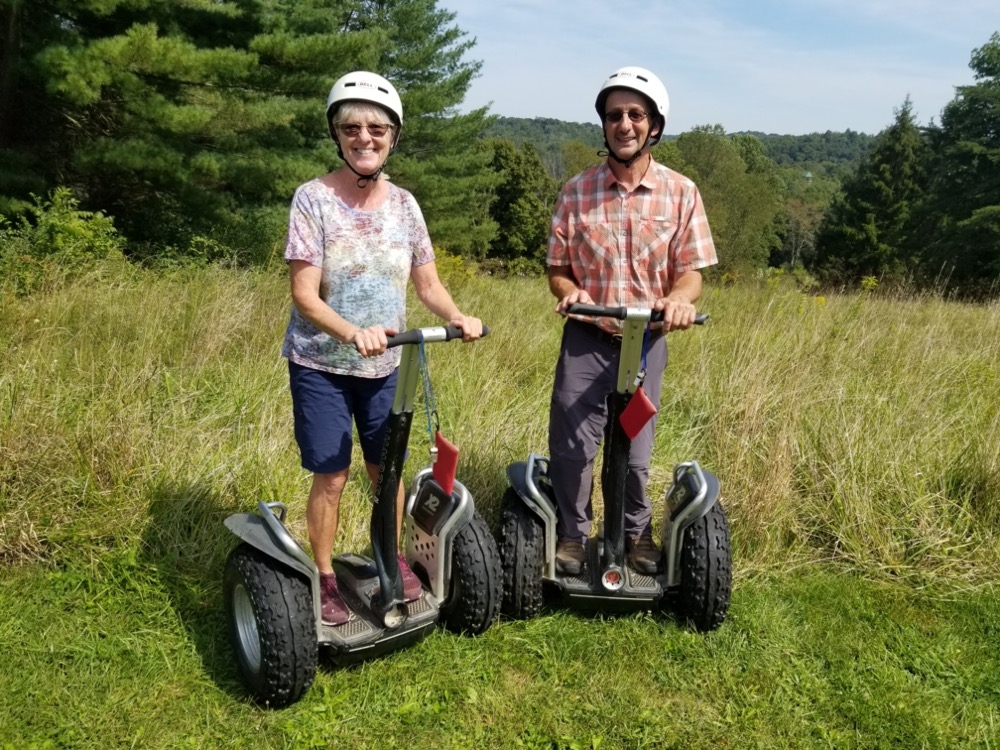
281, 178, 435, 377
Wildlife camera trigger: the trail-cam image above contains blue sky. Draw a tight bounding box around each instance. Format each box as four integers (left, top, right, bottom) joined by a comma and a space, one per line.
439, 0, 1000, 135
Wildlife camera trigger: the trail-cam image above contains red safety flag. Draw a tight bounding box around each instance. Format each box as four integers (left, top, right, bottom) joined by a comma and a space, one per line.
619, 386, 657, 440
432, 430, 459, 495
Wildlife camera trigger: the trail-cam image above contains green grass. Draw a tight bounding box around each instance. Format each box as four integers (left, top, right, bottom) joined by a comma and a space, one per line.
2, 267, 1000, 747
2, 564, 997, 748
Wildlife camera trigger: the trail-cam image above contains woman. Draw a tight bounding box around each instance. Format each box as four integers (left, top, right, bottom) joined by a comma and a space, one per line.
281, 71, 483, 625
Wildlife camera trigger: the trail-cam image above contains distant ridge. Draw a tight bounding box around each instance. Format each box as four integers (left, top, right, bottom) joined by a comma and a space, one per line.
481, 116, 875, 168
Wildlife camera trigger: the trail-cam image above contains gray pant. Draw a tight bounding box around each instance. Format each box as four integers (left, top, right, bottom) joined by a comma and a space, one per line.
547, 319, 668, 542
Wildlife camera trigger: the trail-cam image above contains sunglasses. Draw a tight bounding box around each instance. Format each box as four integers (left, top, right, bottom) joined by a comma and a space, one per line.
336, 122, 394, 138
604, 109, 649, 124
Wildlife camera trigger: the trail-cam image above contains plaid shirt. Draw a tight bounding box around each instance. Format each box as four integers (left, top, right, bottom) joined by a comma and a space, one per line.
547, 160, 718, 333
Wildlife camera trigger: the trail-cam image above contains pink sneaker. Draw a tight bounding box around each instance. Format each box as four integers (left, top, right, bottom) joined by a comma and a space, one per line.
397, 554, 423, 602
319, 573, 350, 626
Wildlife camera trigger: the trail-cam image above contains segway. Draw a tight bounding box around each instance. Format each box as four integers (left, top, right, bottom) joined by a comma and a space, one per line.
499, 304, 731, 631
223, 325, 501, 707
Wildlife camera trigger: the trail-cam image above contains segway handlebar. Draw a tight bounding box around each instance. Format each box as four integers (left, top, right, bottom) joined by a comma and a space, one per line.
566, 303, 708, 325
386, 324, 491, 348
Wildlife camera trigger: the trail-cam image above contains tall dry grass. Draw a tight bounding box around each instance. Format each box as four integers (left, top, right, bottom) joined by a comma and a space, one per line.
2, 268, 999, 587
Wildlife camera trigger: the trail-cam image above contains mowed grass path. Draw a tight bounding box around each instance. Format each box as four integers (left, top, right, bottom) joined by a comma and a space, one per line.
1, 268, 999, 748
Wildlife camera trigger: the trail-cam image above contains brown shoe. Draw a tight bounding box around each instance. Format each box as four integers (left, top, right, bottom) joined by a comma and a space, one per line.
555, 539, 586, 575
627, 535, 661, 575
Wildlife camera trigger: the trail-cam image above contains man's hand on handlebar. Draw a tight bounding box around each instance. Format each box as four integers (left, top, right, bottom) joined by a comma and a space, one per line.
653, 297, 699, 331
555, 288, 595, 315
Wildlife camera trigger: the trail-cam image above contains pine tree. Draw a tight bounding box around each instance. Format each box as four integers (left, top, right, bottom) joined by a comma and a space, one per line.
0, 0, 497, 261
481, 138, 556, 264
812, 98, 928, 284
918, 32, 1000, 290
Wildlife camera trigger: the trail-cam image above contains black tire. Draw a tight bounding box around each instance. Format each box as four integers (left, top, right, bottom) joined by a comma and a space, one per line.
439, 512, 502, 635
498, 488, 545, 619
673, 501, 732, 632
223, 543, 318, 708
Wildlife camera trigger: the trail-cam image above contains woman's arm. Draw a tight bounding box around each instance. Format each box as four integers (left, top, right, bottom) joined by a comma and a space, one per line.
410, 261, 483, 340
289, 259, 392, 356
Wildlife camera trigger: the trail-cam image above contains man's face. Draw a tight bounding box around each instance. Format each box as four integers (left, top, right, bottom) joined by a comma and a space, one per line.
603, 90, 659, 162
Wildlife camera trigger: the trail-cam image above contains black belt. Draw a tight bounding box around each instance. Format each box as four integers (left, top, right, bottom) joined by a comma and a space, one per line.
567, 317, 662, 347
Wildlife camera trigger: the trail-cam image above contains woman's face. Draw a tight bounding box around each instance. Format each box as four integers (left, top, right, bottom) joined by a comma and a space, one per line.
332, 103, 397, 174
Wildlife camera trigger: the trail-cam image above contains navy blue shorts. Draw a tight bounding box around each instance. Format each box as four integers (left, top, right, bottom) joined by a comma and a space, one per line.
288, 361, 399, 474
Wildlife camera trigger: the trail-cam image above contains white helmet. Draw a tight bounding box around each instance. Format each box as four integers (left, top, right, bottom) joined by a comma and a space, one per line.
595, 66, 669, 145
326, 71, 403, 128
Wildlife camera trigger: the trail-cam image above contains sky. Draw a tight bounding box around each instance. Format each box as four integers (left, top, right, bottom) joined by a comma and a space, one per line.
438, 0, 1000, 136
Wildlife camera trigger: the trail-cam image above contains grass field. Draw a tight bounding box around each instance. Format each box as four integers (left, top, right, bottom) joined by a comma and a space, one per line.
1, 267, 999, 748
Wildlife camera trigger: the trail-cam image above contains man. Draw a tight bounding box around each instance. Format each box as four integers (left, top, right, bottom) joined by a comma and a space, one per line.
546, 66, 718, 576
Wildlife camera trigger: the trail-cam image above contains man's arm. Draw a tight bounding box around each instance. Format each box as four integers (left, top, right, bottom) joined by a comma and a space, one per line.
653, 270, 703, 331
547, 265, 594, 313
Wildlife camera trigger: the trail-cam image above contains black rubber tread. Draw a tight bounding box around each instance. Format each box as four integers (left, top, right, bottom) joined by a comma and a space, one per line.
673, 501, 732, 632
223, 543, 318, 707
439, 512, 502, 635
498, 488, 545, 619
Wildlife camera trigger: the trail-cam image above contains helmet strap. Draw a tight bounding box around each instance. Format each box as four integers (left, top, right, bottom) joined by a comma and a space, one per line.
601, 133, 652, 169
332, 137, 392, 189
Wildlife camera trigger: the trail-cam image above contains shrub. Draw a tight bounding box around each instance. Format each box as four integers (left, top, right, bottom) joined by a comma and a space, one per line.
0, 188, 126, 296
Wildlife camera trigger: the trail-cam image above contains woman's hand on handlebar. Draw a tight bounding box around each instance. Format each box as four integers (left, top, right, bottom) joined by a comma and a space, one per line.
350, 325, 397, 357
450, 314, 484, 342
653, 297, 699, 331
555, 288, 594, 315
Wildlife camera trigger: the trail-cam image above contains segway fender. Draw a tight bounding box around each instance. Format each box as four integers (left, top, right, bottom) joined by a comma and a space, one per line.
505, 461, 532, 502
403, 468, 475, 602
505, 455, 559, 578
661, 462, 720, 587
224, 503, 317, 584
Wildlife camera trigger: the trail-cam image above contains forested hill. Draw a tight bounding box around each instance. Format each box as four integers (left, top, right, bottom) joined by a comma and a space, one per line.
482, 116, 876, 168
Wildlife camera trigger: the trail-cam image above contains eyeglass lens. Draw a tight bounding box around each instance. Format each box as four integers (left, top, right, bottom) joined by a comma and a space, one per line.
605, 109, 648, 124
339, 123, 391, 137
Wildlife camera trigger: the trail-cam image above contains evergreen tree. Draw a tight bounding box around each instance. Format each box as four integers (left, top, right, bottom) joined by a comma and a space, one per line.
336, 0, 498, 257
812, 98, 928, 284
918, 32, 1000, 290
0, 0, 496, 261
481, 138, 556, 264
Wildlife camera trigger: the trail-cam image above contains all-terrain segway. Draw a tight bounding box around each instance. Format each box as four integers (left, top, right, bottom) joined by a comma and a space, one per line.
499, 304, 731, 631
223, 325, 501, 707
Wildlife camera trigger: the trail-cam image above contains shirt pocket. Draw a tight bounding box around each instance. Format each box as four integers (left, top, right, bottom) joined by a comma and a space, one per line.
576, 222, 616, 269
634, 217, 677, 272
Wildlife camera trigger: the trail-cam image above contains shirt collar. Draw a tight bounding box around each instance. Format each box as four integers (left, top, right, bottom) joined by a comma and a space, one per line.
601, 157, 659, 191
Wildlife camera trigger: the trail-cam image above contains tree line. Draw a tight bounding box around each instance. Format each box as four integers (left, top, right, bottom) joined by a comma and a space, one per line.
814, 34, 1000, 294
0, 1, 997, 296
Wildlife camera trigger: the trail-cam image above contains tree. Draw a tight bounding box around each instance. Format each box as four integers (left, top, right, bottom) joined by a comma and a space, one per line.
559, 139, 603, 182
918, 32, 1000, 289
337, 0, 498, 257
480, 138, 556, 264
655, 126, 784, 274
0, 0, 497, 262
812, 98, 928, 284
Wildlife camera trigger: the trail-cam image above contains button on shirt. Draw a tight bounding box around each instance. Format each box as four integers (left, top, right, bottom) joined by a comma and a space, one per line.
546, 160, 718, 333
